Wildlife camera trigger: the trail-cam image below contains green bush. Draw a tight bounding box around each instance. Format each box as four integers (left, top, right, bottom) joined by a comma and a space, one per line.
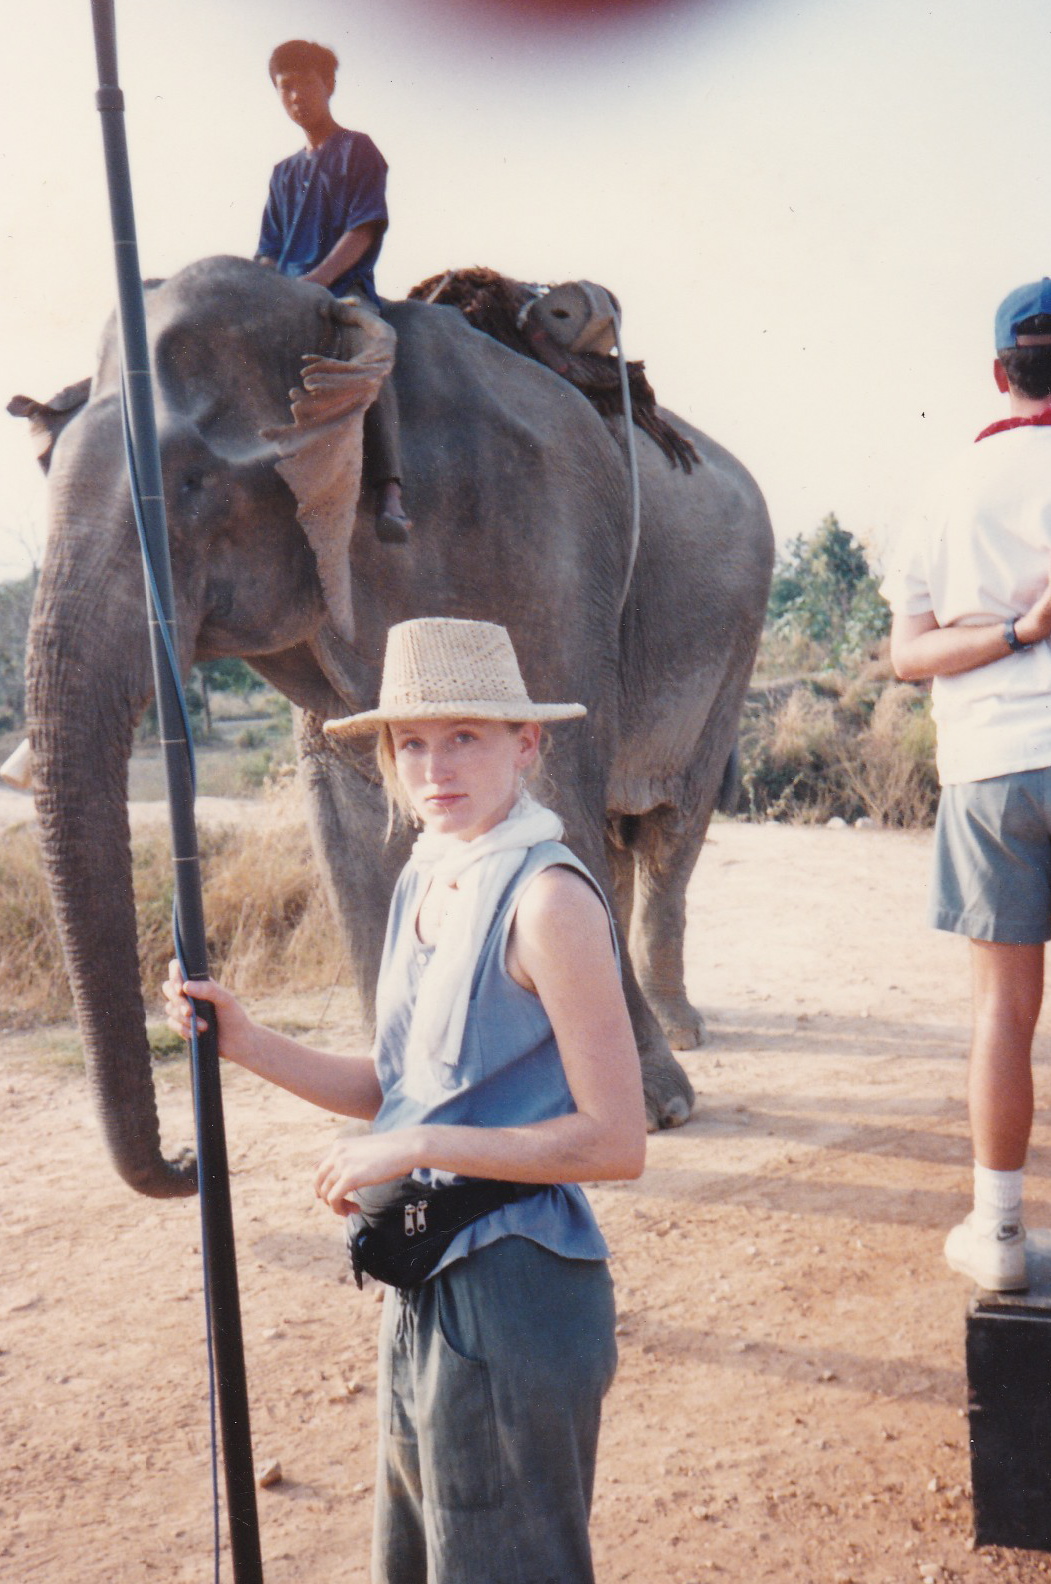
236, 747, 295, 791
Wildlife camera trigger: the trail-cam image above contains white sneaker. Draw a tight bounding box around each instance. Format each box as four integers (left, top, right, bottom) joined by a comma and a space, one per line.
944, 1213, 1028, 1292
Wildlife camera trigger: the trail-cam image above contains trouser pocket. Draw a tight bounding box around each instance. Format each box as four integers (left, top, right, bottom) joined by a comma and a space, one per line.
420, 1289, 502, 1511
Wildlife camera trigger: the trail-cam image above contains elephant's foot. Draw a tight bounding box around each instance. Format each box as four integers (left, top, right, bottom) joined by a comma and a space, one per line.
642, 986, 707, 1051
666, 1015, 706, 1051
639, 1041, 696, 1132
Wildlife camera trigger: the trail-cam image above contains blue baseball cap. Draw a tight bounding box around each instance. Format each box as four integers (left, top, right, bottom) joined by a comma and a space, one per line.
995, 278, 1051, 350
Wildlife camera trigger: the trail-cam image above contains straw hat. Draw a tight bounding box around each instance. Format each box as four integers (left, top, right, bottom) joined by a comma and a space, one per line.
323, 618, 586, 737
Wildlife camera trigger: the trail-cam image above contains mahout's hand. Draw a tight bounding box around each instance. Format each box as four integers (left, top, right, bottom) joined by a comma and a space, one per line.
314, 1129, 421, 1217
161, 960, 256, 1065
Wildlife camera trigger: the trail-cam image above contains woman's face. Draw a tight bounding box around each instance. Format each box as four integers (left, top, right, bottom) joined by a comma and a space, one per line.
391, 718, 541, 841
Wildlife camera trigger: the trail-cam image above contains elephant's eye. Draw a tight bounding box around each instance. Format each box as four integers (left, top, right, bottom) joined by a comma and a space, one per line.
180, 469, 211, 495
550, 308, 570, 320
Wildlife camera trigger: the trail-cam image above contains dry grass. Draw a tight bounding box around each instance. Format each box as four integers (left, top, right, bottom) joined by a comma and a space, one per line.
0, 782, 345, 1029
739, 673, 938, 826
197, 785, 343, 999
834, 682, 939, 827
740, 682, 845, 822
0, 824, 71, 1024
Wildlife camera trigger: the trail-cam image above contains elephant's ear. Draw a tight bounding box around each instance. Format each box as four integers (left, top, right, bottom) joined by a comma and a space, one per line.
261, 301, 395, 643
7, 377, 92, 474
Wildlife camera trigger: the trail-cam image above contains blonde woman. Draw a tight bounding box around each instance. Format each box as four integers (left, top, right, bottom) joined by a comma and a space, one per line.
164, 616, 645, 1584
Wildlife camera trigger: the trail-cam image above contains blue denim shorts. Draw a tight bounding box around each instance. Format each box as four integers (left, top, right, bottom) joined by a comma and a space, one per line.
371, 1235, 617, 1584
931, 768, 1051, 944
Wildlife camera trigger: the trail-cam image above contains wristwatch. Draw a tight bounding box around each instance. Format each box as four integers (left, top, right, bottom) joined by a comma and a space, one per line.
1004, 618, 1033, 653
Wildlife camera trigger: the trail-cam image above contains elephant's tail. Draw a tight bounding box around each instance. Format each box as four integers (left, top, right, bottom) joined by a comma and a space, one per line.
716, 741, 741, 815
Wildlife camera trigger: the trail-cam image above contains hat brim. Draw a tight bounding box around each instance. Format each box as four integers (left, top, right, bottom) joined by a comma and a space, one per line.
323, 699, 587, 738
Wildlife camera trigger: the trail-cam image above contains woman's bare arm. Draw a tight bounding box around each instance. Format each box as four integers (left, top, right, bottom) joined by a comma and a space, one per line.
164, 963, 383, 1120
313, 868, 647, 1214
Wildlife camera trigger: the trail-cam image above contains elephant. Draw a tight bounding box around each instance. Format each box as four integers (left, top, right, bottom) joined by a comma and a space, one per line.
11, 254, 773, 1198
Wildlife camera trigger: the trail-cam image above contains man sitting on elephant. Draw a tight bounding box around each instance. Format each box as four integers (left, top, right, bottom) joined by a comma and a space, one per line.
257, 38, 412, 545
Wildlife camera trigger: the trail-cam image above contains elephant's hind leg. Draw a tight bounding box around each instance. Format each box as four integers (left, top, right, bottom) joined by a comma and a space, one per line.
560, 789, 693, 1130
628, 802, 712, 1051
607, 817, 695, 1129
603, 814, 637, 937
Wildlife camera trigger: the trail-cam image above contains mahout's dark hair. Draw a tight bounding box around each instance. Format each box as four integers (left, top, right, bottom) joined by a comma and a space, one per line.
268, 40, 338, 93
999, 314, 1051, 401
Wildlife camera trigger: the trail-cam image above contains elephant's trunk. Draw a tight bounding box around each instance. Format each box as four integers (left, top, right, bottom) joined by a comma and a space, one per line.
26, 501, 197, 1198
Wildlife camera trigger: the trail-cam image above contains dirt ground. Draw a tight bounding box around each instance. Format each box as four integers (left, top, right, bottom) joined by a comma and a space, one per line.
6, 815, 1051, 1583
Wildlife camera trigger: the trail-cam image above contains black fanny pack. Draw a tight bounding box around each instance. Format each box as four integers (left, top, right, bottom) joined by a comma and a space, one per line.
347, 1175, 545, 1290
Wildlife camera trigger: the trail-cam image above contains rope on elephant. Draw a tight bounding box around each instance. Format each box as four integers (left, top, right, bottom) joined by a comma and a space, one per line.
408, 267, 701, 473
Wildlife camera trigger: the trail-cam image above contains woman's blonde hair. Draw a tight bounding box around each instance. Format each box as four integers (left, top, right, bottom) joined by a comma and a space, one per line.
376, 721, 551, 837
375, 724, 414, 832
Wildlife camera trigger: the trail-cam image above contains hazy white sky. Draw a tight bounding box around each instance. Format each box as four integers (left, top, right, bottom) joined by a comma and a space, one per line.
3, 0, 1051, 580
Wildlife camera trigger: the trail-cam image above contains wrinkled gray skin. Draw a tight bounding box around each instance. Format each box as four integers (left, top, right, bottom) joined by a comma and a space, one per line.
14, 256, 773, 1197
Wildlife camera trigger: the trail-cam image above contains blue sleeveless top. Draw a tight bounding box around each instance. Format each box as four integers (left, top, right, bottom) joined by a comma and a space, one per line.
370, 839, 613, 1276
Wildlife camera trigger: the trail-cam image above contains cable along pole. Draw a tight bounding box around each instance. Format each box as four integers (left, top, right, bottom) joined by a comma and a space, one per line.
88, 3, 264, 1578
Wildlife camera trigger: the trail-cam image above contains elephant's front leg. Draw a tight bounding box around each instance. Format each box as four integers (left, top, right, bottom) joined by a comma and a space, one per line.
620, 961, 696, 1131
296, 712, 411, 1026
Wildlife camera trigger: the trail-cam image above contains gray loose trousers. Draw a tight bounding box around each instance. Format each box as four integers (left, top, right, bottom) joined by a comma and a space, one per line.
371, 1235, 618, 1584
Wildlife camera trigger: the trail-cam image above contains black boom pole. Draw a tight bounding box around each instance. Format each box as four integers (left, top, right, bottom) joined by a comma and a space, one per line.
88, 4, 264, 1579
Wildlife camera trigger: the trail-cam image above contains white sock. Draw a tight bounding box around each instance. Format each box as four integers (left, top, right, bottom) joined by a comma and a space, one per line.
973, 1162, 1024, 1227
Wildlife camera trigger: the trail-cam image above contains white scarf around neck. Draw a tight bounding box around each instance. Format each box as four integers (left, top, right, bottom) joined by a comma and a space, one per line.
405, 791, 562, 1076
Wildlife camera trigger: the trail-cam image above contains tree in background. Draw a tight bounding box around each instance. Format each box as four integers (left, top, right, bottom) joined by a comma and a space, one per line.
138, 659, 266, 741
766, 513, 888, 668
195, 658, 266, 736
199, 658, 266, 697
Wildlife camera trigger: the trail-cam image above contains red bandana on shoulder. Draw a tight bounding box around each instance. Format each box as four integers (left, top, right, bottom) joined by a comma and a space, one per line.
976, 408, 1051, 442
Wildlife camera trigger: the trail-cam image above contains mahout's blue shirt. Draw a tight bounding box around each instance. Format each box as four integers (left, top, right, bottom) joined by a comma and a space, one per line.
257, 128, 388, 306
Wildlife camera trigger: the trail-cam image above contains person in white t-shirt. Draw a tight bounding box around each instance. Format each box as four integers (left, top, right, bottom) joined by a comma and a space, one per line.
882, 278, 1051, 1291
